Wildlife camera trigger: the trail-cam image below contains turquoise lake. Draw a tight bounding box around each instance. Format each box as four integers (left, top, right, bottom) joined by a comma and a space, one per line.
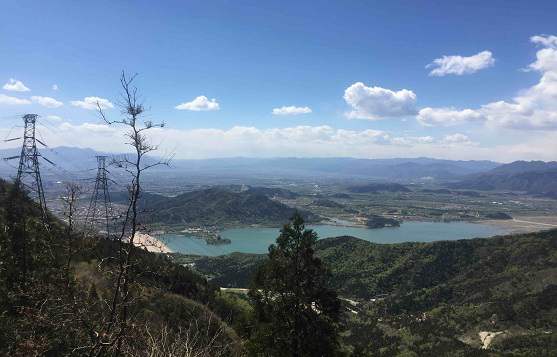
161, 221, 508, 256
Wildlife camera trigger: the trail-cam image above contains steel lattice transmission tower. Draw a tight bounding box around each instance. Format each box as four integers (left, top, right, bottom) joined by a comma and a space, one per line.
86, 155, 113, 237
4, 114, 50, 220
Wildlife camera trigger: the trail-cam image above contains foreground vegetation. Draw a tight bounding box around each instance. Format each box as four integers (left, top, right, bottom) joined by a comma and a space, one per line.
188, 229, 557, 355
0, 180, 344, 356
0, 180, 246, 355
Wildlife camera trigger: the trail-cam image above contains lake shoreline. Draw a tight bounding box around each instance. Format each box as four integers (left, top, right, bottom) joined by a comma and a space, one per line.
148, 218, 557, 257
132, 232, 173, 253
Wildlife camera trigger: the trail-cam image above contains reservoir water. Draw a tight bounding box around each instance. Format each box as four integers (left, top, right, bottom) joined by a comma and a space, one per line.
161, 221, 508, 256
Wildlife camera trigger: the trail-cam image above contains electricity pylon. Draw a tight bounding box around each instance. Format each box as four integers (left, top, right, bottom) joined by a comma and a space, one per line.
85, 155, 112, 237
4, 114, 51, 221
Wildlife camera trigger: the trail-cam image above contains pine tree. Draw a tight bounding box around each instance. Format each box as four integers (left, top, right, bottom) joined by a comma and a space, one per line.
249, 212, 341, 356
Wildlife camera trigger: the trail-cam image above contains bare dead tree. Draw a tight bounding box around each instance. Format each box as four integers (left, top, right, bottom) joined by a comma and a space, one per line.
89, 71, 170, 356
132, 311, 237, 357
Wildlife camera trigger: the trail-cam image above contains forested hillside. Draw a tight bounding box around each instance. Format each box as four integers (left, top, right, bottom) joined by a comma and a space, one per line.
190, 230, 557, 354
136, 187, 319, 227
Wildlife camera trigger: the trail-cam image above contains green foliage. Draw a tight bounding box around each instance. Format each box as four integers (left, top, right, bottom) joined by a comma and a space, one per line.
248, 212, 341, 356
211, 291, 254, 338
187, 252, 267, 288
195, 229, 557, 355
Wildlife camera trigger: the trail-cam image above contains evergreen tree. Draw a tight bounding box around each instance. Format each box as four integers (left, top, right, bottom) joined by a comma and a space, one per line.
249, 212, 341, 356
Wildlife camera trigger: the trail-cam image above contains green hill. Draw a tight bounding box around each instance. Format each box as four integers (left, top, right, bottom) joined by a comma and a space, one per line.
140, 187, 319, 227
192, 229, 557, 301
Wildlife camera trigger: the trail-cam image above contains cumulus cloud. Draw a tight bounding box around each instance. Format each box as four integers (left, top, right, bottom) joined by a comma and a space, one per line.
2, 78, 30, 92
344, 82, 417, 120
175, 96, 220, 111
52, 84, 59, 91
31, 96, 63, 108
417, 107, 485, 126
530, 35, 557, 48
272, 106, 312, 116
479, 35, 557, 129
419, 35, 557, 130
427, 50, 494, 76
0, 94, 31, 105
71, 96, 114, 110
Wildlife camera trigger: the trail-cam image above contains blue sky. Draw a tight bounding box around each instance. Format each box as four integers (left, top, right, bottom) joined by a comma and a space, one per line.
1, 0, 557, 161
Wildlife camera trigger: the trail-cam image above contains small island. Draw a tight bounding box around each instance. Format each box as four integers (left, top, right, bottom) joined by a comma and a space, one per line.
180, 226, 231, 245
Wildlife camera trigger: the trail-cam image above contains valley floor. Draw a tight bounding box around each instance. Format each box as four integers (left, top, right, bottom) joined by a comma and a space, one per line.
486, 215, 557, 234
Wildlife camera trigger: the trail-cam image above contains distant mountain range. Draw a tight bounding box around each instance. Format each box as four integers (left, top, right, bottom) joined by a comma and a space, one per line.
2, 146, 557, 195
0, 146, 502, 182
170, 157, 500, 181
450, 161, 557, 193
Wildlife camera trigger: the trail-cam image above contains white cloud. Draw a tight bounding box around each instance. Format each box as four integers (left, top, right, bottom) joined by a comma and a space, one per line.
427, 50, 494, 76
272, 106, 312, 116
479, 35, 557, 129
419, 35, 557, 130
390, 136, 435, 145
440, 133, 476, 146
0, 94, 31, 105
417, 107, 484, 126
71, 96, 114, 110
530, 35, 557, 49
3, 78, 30, 92
175, 96, 220, 111
31, 96, 63, 108
46, 115, 63, 122
344, 82, 417, 120
52, 84, 59, 91
2, 121, 555, 162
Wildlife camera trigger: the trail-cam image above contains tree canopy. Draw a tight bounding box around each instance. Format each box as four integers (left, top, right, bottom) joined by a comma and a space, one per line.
249, 212, 341, 356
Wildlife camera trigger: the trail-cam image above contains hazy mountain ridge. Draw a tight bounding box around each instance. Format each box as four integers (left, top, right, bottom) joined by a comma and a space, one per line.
0, 147, 502, 182
450, 161, 557, 193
